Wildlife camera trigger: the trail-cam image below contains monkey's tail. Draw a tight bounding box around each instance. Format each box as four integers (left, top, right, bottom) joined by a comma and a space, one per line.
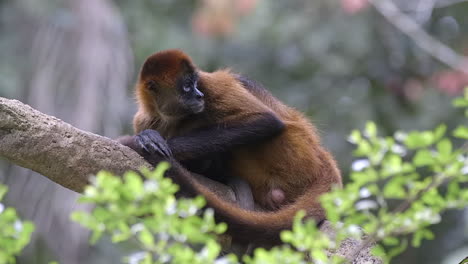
168, 163, 329, 245
200, 181, 327, 245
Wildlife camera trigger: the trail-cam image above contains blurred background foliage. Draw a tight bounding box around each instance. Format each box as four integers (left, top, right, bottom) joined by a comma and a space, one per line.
0, 0, 466, 263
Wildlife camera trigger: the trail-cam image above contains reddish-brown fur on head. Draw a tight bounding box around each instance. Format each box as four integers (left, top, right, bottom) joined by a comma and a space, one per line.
139, 49, 195, 88
136, 49, 198, 117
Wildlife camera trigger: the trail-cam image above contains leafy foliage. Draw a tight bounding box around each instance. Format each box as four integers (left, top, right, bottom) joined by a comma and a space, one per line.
0, 89, 461, 263
69, 90, 468, 264
71, 163, 233, 264
320, 89, 468, 263
0, 185, 35, 264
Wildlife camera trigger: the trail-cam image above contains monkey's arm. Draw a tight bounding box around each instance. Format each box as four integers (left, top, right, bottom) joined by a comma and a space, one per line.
165, 112, 284, 160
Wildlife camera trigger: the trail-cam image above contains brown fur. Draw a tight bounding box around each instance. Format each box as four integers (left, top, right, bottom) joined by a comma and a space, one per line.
132, 49, 342, 245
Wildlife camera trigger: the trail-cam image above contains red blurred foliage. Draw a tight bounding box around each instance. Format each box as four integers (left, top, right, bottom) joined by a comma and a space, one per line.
341, 0, 369, 14
433, 70, 468, 96
235, 0, 258, 15
192, 0, 258, 37
385, 71, 466, 102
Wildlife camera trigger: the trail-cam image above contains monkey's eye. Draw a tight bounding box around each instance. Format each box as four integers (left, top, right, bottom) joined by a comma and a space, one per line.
147, 80, 157, 90
183, 85, 191, 93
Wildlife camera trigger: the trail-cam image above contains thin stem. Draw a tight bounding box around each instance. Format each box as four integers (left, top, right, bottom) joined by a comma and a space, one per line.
369, 0, 468, 74
345, 173, 450, 263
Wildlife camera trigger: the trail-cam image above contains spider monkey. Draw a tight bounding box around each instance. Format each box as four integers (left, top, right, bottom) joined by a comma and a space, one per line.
121, 49, 342, 245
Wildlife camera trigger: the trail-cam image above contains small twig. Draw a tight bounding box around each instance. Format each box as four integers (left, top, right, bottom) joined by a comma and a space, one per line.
461, 141, 468, 151
391, 174, 443, 214
345, 228, 379, 263
346, 172, 451, 263
435, 0, 468, 8
369, 0, 468, 74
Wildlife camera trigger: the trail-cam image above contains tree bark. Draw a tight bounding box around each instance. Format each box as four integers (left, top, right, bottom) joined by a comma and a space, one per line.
0, 96, 380, 263
0, 97, 234, 199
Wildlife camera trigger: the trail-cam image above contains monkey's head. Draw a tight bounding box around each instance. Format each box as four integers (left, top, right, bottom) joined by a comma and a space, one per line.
137, 49, 205, 117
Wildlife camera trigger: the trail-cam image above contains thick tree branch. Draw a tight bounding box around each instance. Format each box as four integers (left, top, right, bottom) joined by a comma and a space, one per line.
0, 97, 234, 200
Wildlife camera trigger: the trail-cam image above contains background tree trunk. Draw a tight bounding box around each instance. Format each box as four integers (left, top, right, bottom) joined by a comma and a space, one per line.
1, 0, 132, 263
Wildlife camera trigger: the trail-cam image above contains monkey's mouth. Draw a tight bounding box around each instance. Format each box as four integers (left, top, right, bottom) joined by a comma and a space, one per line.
188, 101, 205, 114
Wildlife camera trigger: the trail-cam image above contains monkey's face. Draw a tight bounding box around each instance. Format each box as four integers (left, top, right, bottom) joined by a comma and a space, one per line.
139, 50, 204, 117
176, 72, 205, 115
145, 73, 204, 117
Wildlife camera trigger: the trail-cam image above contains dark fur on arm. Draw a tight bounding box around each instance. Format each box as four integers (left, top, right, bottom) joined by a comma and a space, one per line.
166, 113, 285, 161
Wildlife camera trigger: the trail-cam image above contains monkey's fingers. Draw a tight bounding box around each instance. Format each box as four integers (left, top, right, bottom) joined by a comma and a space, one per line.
144, 130, 173, 158
135, 134, 150, 154
155, 141, 172, 158
135, 133, 159, 156
137, 129, 172, 158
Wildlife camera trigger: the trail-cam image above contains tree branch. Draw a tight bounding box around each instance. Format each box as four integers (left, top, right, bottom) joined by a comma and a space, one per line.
369, 0, 468, 74
0, 97, 235, 200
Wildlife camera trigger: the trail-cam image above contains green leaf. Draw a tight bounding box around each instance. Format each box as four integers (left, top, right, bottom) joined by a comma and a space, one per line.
382, 237, 399, 246
422, 189, 445, 208
123, 172, 143, 199
371, 244, 386, 258
404, 131, 434, 149
214, 222, 227, 234
365, 121, 377, 138
280, 231, 293, 243
412, 229, 434, 247
436, 139, 452, 162
453, 125, 468, 139
386, 154, 402, 169
348, 129, 362, 144
354, 141, 372, 156
90, 230, 103, 244
413, 149, 433, 167
383, 177, 406, 199
138, 229, 155, 248
433, 124, 447, 141
311, 249, 327, 262
0, 185, 7, 201
447, 181, 460, 200
153, 161, 171, 178
388, 239, 408, 258
452, 97, 468, 107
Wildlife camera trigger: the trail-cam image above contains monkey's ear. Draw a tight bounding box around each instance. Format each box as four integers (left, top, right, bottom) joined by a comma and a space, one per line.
147, 80, 159, 91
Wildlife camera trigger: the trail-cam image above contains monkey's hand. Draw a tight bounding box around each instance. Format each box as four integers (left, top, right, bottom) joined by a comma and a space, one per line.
136, 129, 173, 164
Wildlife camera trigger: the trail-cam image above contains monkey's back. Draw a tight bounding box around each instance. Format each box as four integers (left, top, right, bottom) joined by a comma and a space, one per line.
220, 75, 342, 207
229, 106, 341, 206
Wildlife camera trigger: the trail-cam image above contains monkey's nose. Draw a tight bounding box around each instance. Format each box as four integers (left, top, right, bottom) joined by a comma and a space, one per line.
195, 89, 204, 99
